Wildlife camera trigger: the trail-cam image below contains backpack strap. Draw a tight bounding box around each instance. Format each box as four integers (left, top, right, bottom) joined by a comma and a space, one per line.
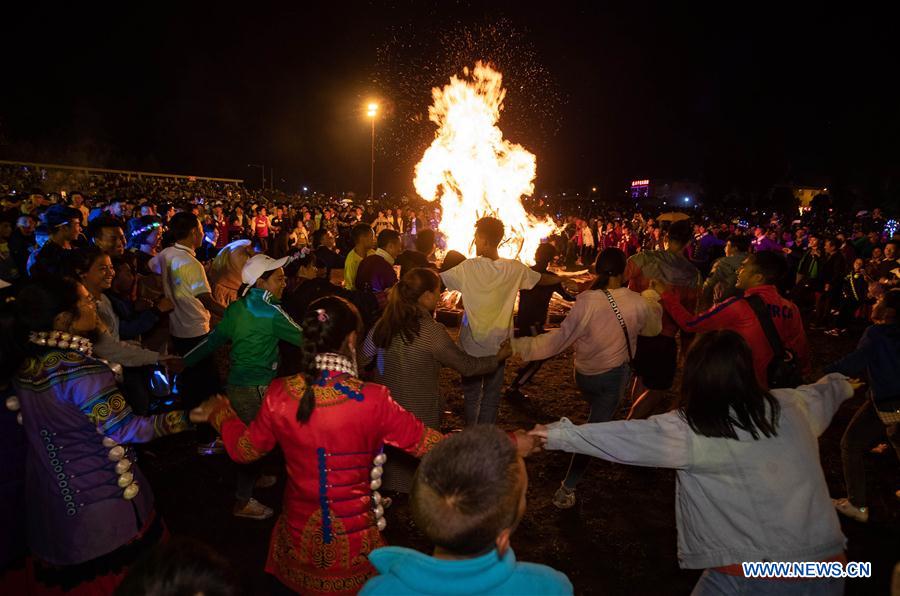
744, 294, 786, 359
602, 289, 633, 364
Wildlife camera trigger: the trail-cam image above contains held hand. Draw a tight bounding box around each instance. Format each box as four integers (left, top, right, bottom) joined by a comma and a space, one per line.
561, 279, 581, 295
528, 424, 549, 441
156, 296, 175, 313
649, 279, 670, 295
847, 378, 865, 392
496, 339, 513, 361
159, 356, 185, 374
512, 430, 542, 457
189, 394, 228, 424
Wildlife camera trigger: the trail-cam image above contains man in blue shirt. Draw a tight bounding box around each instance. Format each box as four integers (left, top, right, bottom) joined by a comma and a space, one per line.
361, 426, 573, 596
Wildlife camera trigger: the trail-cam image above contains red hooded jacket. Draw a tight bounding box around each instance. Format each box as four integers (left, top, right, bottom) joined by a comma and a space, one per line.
660, 284, 811, 388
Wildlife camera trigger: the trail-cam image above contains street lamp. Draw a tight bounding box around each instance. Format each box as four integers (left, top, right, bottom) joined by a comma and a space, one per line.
366, 102, 378, 200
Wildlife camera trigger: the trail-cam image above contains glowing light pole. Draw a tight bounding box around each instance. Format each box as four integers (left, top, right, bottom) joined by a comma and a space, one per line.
366, 103, 378, 200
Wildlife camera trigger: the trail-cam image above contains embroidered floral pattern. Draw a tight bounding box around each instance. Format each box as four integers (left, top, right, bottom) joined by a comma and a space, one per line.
411, 427, 444, 458
236, 434, 266, 462
151, 411, 191, 436
268, 511, 374, 593
208, 402, 237, 433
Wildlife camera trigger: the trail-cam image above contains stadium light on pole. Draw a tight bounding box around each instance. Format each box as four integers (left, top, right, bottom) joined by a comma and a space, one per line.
367, 102, 378, 200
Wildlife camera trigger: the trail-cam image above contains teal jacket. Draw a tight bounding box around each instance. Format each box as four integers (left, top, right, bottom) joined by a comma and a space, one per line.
360, 546, 573, 596
184, 288, 303, 386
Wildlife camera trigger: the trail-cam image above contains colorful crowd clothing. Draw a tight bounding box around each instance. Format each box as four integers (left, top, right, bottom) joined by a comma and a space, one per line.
660, 284, 812, 387
209, 370, 443, 595
361, 546, 573, 596
12, 346, 190, 589
184, 288, 303, 387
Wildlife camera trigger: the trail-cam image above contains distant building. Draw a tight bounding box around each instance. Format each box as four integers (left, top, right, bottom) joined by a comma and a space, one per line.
628, 179, 703, 207
769, 183, 829, 208
630, 179, 649, 199
792, 185, 829, 207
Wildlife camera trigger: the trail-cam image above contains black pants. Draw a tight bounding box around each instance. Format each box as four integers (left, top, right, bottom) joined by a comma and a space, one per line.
171, 334, 221, 409
172, 334, 221, 442
841, 400, 900, 507
834, 296, 861, 329
509, 326, 547, 391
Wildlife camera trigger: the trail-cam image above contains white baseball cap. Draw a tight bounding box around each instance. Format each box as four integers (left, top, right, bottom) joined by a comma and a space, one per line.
242, 254, 290, 287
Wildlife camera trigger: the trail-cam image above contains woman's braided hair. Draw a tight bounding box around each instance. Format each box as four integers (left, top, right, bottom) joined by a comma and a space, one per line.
295, 296, 361, 422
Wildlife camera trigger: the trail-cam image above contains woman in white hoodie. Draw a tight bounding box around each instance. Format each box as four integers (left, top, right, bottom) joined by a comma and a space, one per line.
529, 330, 857, 596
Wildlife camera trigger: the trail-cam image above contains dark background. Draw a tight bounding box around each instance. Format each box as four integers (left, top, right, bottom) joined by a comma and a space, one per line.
2, 2, 898, 200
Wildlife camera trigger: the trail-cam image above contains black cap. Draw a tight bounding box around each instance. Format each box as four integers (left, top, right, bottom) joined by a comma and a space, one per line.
45, 204, 82, 229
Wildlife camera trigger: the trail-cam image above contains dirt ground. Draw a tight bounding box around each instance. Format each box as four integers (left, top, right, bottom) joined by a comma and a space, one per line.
140, 324, 900, 595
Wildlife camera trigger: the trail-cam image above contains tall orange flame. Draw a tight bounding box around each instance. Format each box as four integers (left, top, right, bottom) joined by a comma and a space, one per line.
414, 62, 557, 264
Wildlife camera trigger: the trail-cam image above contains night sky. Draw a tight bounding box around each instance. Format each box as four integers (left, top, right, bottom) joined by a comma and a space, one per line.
2, 2, 897, 200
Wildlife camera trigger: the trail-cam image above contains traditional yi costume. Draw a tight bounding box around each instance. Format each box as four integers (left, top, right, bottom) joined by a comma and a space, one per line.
8, 331, 191, 593
208, 353, 442, 595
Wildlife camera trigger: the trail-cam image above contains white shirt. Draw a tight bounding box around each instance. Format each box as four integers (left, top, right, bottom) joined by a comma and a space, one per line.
513, 287, 662, 375
581, 226, 595, 247
150, 243, 212, 338
93, 293, 160, 367
441, 257, 541, 357
374, 247, 395, 265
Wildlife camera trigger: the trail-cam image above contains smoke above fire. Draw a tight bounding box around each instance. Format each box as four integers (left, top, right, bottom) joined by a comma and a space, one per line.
413, 62, 557, 263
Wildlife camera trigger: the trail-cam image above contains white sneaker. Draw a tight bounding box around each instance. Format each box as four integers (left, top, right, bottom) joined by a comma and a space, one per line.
234, 498, 274, 520
552, 484, 576, 509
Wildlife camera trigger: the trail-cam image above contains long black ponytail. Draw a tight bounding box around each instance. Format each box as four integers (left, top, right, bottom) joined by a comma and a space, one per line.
295, 295, 362, 422
591, 247, 627, 291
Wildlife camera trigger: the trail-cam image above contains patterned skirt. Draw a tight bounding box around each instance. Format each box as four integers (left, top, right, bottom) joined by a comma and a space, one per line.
265, 512, 384, 596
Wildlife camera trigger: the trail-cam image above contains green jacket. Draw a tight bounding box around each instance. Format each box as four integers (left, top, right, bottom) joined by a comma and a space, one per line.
184, 288, 303, 387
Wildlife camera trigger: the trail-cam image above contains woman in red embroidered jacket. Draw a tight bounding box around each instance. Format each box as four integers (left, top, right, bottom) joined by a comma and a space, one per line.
192, 295, 443, 595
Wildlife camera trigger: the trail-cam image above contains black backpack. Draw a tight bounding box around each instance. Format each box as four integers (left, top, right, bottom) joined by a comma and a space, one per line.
745, 295, 804, 389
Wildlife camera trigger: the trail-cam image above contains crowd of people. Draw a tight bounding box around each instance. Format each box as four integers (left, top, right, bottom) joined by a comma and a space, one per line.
0, 163, 898, 595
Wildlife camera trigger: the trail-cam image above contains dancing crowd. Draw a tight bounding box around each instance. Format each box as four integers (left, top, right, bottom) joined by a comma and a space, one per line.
0, 164, 898, 595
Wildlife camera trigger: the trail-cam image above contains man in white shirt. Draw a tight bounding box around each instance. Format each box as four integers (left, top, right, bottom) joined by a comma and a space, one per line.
441, 217, 564, 425
150, 213, 226, 447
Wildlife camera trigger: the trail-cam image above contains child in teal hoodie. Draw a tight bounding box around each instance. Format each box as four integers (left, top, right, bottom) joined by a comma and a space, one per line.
361, 426, 572, 596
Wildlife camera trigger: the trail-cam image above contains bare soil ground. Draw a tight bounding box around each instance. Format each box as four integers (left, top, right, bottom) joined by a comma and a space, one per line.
141, 324, 899, 595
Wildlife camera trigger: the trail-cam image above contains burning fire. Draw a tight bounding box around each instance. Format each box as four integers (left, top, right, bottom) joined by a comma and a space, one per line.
414, 62, 557, 264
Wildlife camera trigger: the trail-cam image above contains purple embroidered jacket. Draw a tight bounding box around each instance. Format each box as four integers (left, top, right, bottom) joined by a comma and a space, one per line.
14, 348, 190, 565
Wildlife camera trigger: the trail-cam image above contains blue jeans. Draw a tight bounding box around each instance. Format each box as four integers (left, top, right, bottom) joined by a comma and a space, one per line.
562, 364, 630, 489
461, 363, 506, 425
691, 569, 844, 595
